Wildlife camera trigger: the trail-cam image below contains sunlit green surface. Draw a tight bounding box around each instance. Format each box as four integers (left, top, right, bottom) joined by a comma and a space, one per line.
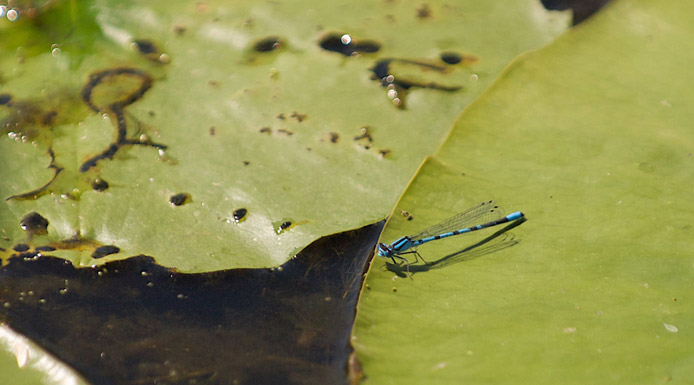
0, 0, 567, 271
354, 0, 694, 383
0, 0, 569, 382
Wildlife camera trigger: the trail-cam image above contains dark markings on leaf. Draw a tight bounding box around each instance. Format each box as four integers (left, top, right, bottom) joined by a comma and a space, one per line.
19, 212, 49, 235
439, 52, 463, 65
13, 244, 30, 252
91, 178, 109, 192
92, 245, 121, 259
0, 93, 11, 105
318, 33, 381, 57
79, 68, 167, 172
170, 193, 191, 206
6, 148, 63, 201
132, 39, 157, 55
232, 208, 247, 223
371, 58, 463, 109
253, 36, 282, 52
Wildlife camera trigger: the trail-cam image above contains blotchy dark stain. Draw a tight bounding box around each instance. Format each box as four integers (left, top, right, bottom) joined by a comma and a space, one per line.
232, 208, 247, 223
290, 111, 307, 122
0, 222, 384, 385
13, 244, 30, 252
416, 4, 432, 18
132, 39, 157, 55
253, 36, 282, 52
0, 93, 12, 105
131, 39, 169, 64
40, 110, 58, 125
318, 33, 381, 57
79, 68, 167, 172
91, 178, 109, 192
91, 245, 120, 259
371, 58, 462, 109
276, 220, 293, 234
439, 52, 462, 65
169, 193, 191, 206
353, 126, 373, 143
19, 212, 49, 236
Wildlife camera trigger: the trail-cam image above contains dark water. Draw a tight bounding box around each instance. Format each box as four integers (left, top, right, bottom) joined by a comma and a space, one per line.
0, 222, 383, 385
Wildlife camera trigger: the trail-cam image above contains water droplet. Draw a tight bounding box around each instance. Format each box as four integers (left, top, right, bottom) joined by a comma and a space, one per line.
158, 53, 170, 64
340, 34, 352, 45
353, 126, 373, 143
6, 9, 18, 22
0, 6, 6, 18
170, 193, 191, 206
51, 47, 62, 57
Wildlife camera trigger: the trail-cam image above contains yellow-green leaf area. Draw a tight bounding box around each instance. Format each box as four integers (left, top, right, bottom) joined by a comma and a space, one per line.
354, 0, 694, 383
0, 0, 569, 272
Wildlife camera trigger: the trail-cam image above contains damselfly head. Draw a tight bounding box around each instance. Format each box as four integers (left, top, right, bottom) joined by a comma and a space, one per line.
376, 243, 392, 258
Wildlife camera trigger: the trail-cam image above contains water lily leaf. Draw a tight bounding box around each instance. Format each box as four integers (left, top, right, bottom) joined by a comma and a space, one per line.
0, 0, 568, 272
354, 0, 694, 383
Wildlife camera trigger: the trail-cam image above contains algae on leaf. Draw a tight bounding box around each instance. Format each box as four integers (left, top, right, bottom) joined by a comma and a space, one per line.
354, 0, 694, 383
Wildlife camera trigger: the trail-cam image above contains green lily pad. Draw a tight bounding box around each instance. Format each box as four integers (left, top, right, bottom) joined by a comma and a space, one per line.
354, 0, 694, 383
0, 0, 568, 273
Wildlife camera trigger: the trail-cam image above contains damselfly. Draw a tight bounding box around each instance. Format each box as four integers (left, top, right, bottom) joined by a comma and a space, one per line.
376, 200, 524, 275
